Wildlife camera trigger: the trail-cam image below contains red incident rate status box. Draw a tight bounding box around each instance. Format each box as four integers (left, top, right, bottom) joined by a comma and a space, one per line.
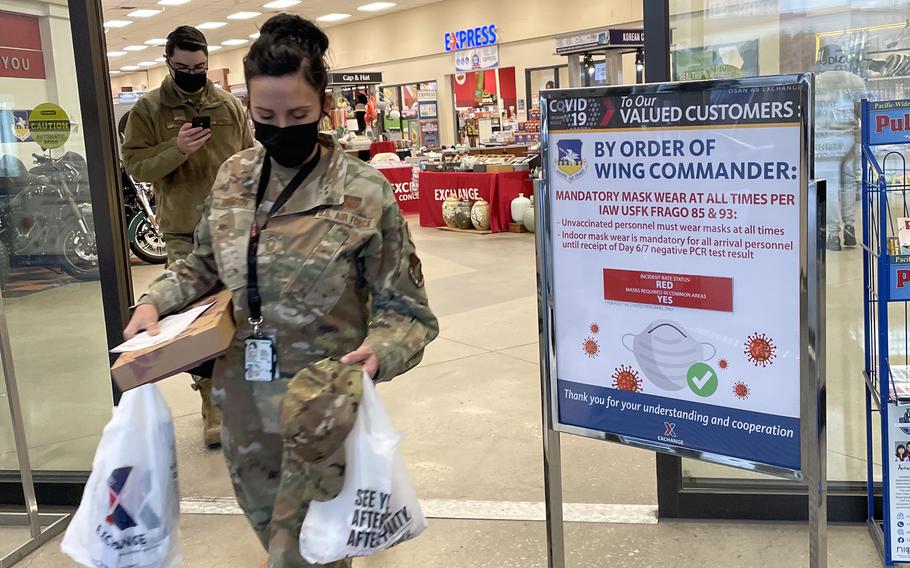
603, 269, 733, 312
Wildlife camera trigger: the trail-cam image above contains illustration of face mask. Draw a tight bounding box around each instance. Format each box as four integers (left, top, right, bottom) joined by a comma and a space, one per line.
622, 320, 716, 391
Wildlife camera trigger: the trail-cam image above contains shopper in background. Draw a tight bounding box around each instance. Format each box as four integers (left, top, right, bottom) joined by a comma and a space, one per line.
814, 67, 865, 251
354, 92, 368, 134
121, 25, 253, 449
123, 13, 438, 567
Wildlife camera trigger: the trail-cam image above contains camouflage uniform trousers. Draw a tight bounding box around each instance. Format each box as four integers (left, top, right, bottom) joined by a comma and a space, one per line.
213, 351, 361, 568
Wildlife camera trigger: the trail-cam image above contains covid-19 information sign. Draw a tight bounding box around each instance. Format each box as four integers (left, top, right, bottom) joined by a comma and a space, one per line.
540, 76, 811, 474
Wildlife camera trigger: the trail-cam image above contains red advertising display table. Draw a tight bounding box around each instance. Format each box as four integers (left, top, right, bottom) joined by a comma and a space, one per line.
377, 165, 419, 215
418, 170, 532, 233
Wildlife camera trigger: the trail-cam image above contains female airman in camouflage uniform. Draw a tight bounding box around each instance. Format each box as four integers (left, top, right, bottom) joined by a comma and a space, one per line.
125, 14, 438, 567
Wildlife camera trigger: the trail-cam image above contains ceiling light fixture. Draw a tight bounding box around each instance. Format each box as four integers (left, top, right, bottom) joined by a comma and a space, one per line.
221, 39, 248, 46
155, 56, 166, 62
227, 11, 261, 19
110, 70, 122, 75
263, 0, 300, 8
196, 21, 227, 29
249, 32, 260, 39
103, 20, 133, 28
358, 2, 396, 11
121, 65, 141, 71
124, 45, 149, 51
138, 61, 156, 67
144, 38, 168, 45
316, 13, 351, 22
128, 9, 162, 17
208, 45, 223, 51
107, 51, 127, 57
157, 0, 190, 4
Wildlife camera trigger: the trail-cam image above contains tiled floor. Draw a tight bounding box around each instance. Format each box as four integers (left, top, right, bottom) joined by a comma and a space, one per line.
0, 220, 886, 565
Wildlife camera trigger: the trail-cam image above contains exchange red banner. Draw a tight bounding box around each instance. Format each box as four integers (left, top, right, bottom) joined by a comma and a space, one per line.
418, 171, 496, 228
378, 166, 419, 215
603, 269, 734, 312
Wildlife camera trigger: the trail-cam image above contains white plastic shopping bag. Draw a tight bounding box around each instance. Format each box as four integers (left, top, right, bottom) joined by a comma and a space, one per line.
299, 374, 426, 563
61, 384, 181, 568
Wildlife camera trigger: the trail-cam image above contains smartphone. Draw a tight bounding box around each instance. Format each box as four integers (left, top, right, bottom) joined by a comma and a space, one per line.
191, 116, 211, 130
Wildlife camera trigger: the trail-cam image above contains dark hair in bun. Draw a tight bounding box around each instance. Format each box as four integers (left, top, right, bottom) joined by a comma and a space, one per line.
244, 14, 330, 93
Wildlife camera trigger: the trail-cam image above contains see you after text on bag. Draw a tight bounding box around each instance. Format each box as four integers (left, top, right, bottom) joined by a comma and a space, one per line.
298, 374, 426, 563
61, 384, 181, 568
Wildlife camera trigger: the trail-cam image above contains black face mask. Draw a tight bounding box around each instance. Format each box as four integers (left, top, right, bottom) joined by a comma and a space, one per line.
170, 67, 208, 93
254, 120, 320, 168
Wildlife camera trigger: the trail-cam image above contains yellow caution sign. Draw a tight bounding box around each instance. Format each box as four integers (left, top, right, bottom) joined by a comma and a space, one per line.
28, 103, 71, 149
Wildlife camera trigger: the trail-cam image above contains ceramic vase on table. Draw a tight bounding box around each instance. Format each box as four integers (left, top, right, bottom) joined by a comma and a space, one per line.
471, 199, 491, 230
454, 200, 474, 229
523, 196, 535, 233
511, 193, 531, 223
442, 195, 460, 228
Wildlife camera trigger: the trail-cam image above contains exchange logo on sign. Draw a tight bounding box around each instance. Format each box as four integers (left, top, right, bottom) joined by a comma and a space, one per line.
555, 139, 587, 182
28, 103, 71, 150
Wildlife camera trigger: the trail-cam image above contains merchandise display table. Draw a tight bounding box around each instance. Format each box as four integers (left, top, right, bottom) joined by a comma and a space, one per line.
377, 165, 419, 215
418, 170, 532, 233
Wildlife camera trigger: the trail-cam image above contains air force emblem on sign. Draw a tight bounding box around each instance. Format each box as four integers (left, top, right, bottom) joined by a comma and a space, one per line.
555, 139, 587, 182
12, 113, 30, 142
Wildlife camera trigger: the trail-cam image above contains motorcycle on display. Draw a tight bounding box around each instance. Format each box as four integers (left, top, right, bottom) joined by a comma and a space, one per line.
122, 166, 166, 264
0, 151, 99, 285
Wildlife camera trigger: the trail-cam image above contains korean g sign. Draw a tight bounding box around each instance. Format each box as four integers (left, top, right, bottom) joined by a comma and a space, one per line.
444, 24, 497, 52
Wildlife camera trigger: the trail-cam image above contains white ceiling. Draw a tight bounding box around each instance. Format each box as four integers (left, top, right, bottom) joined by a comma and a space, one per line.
103, 0, 442, 72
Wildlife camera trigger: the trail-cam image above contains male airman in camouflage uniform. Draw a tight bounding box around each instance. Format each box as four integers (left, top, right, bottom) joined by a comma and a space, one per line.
122, 26, 254, 448
137, 136, 438, 567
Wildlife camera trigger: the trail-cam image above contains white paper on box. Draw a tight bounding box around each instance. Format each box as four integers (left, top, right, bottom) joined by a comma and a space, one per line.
111, 302, 215, 353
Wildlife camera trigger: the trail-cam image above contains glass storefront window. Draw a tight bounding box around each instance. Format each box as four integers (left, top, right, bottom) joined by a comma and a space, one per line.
0, 3, 113, 471
669, 0, 909, 484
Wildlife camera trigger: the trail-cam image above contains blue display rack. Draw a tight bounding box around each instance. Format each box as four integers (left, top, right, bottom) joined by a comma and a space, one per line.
862, 98, 910, 567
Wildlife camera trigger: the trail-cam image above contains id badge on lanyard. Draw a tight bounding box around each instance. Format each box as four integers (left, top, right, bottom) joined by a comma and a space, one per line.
244, 156, 311, 382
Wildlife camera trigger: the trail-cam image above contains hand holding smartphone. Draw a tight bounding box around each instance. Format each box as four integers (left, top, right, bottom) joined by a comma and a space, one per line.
191, 116, 212, 130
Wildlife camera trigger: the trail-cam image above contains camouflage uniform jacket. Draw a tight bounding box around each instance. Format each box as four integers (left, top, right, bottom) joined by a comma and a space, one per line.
122, 76, 254, 234
139, 136, 438, 383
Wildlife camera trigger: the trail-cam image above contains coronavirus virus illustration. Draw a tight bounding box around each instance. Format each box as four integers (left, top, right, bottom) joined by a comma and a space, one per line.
744, 332, 776, 367
590, 323, 600, 334
718, 358, 729, 371
612, 365, 642, 393
583, 337, 600, 358
733, 381, 751, 399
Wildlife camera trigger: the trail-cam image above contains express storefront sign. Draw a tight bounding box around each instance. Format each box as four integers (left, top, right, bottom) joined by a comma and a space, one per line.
444, 24, 497, 52
0, 13, 46, 80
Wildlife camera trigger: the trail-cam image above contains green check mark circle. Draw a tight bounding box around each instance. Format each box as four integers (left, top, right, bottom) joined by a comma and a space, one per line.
687, 363, 718, 397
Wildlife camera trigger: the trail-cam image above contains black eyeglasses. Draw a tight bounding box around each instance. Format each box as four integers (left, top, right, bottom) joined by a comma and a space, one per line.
167, 58, 208, 74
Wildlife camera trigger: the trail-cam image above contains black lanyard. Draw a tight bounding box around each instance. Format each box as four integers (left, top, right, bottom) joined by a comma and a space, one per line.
247, 155, 318, 330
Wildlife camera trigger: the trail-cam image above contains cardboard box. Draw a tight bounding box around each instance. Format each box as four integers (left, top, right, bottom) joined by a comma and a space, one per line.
111, 290, 236, 391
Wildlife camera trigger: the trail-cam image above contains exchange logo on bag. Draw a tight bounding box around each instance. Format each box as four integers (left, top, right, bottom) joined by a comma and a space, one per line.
96, 466, 160, 550
106, 467, 161, 531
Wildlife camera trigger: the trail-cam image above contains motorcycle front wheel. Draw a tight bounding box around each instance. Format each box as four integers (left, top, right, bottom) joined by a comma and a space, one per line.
128, 213, 167, 264
57, 219, 99, 280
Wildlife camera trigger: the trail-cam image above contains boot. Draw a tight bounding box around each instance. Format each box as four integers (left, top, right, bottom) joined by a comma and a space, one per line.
194, 377, 222, 449
843, 224, 857, 248
826, 234, 842, 252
